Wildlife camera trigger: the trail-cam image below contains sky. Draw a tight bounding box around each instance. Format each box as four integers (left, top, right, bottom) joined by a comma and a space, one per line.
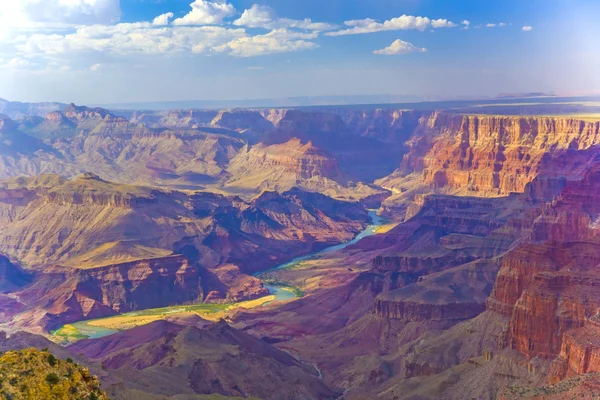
0, 0, 599, 104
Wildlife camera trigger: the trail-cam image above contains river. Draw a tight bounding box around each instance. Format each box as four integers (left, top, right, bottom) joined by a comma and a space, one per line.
260, 209, 386, 301
53, 209, 386, 341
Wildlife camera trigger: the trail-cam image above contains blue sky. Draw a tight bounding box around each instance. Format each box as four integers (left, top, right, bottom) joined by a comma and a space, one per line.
0, 0, 598, 104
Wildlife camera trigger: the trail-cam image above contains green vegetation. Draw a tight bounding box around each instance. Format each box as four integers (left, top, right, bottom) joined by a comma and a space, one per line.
47, 354, 57, 367
52, 296, 276, 343
51, 324, 92, 342
45, 373, 59, 385
0, 348, 108, 399
279, 261, 303, 271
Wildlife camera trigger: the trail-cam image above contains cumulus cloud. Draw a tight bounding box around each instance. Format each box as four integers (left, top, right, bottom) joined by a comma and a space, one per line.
326, 14, 457, 36
13, 22, 318, 59
0, 58, 32, 69
233, 4, 336, 31
522, 25, 533, 32
373, 39, 427, 55
431, 19, 457, 28
0, 0, 121, 27
0, 1, 481, 68
152, 12, 173, 26
486, 22, 507, 28
234, 4, 275, 28
215, 29, 318, 57
173, 0, 236, 26
17, 23, 247, 56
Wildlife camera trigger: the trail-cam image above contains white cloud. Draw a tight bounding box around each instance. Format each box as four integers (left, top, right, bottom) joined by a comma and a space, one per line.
233, 4, 336, 31
431, 19, 457, 28
486, 22, 507, 28
152, 12, 173, 26
233, 4, 275, 28
0, 0, 121, 28
215, 29, 318, 57
326, 14, 457, 36
0, 1, 486, 69
344, 18, 377, 28
522, 25, 533, 32
1, 58, 32, 69
462, 20, 470, 27
172, 0, 236, 26
14, 22, 318, 59
17, 23, 247, 57
373, 39, 427, 55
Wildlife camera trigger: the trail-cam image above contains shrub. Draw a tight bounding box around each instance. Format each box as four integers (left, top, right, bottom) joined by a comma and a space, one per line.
45, 373, 59, 385
47, 354, 57, 367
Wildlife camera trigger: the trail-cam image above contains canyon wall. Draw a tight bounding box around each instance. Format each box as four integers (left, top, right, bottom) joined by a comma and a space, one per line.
0, 254, 31, 291
377, 113, 600, 221
17, 255, 202, 329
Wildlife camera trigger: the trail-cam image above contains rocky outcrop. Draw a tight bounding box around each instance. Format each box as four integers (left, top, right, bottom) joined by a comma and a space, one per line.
375, 297, 485, 322
374, 258, 500, 323
500, 372, 600, 400
336, 109, 425, 143
379, 112, 600, 200
202, 264, 269, 302
549, 321, 600, 384
486, 241, 600, 361
211, 109, 274, 133
69, 320, 341, 400
0, 254, 31, 291
259, 108, 288, 125
0, 98, 64, 119
371, 193, 514, 279
58, 103, 117, 123
225, 136, 389, 201
159, 110, 218, 128
17, 255, 202, 329
482, 160, 600, 368
527, 164, 600, 244
228, 139, 344, 183
275, 110, 348, 139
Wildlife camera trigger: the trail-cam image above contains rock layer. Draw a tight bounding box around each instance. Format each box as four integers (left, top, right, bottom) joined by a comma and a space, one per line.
17, 255, 201, 330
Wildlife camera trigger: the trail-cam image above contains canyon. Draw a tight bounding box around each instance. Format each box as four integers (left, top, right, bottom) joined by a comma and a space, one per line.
0, 171, 370, 332
1, 98, 600, 399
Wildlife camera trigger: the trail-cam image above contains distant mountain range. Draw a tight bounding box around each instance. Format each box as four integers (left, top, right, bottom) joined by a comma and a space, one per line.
0, 98, 66, 119
96, 94, 437, 110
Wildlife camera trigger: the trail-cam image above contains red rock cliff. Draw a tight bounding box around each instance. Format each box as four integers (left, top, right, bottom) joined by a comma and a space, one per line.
17, 255, 202, 329
381, 112, 600, 197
